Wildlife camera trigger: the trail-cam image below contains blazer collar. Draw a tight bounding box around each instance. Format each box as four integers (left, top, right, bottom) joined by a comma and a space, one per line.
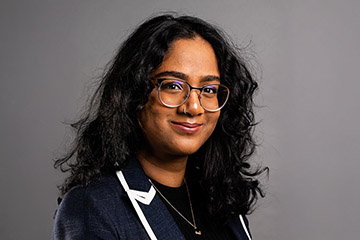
121, 157, 186, 240
121, 157, 249, 240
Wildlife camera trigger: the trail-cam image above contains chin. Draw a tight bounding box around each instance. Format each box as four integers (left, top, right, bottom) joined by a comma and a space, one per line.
170, 142, 203, 156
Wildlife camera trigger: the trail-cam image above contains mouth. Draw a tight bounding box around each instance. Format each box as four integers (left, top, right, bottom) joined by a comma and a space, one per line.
170, 121, 203, 134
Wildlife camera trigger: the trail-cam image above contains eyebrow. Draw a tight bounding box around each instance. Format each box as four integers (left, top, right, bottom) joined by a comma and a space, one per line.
153, 71, 187, 80
201, 75, 221, 83
153, 71, 220, 83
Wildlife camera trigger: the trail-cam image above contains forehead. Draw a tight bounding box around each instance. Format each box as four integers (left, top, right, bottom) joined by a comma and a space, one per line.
153, 36, 220, 82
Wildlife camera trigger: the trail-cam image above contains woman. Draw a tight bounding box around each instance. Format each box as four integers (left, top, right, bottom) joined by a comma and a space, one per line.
53, 14, 267, 240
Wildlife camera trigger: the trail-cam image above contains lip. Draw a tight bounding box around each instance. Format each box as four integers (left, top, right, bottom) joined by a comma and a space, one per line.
170, 121, 203, 134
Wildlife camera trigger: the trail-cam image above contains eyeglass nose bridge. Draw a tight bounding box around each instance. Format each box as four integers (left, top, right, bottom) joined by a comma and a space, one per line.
180, 83, 205, 107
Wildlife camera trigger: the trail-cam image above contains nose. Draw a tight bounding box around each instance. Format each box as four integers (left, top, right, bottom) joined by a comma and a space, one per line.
180, 90, 204, 116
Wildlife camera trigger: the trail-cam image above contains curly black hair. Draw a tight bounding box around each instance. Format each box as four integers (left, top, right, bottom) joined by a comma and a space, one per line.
54, 13, 268, 223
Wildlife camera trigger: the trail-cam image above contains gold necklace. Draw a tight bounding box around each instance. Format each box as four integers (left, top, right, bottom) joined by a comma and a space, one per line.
148, 179, 202, 236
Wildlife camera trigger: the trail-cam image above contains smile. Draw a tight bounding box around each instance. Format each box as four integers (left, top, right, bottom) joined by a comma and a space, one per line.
170, 121, 203, 134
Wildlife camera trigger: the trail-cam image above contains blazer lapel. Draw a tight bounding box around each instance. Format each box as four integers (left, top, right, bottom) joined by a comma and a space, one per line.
121, 158, 185, 240
227, 215, 252, 240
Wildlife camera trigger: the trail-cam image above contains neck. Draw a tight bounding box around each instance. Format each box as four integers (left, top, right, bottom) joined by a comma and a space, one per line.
136, 150, 188, 187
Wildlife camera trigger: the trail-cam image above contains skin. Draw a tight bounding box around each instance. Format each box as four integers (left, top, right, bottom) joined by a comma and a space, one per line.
137, 36, 221, 187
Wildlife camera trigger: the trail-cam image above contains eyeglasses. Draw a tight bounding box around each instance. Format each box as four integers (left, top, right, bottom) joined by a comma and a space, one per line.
153, 78, 230, 112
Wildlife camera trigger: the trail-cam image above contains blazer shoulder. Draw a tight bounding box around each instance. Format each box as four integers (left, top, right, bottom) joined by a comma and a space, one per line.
53, 174, 126, 239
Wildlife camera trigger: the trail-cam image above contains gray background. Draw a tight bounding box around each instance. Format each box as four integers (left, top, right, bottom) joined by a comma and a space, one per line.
1, 0, 359, 239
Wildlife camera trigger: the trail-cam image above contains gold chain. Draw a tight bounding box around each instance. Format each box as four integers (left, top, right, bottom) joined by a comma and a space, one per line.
148, 179, 202, 235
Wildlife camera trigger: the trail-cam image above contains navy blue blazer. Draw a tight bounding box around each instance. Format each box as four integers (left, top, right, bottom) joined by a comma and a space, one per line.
53, 159, 252, 239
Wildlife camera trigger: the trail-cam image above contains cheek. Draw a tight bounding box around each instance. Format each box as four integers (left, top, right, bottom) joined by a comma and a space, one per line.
138, 108, 155, 134
208, 112, 220, 130
138, 92, 158, 126
138, 95, 168, 138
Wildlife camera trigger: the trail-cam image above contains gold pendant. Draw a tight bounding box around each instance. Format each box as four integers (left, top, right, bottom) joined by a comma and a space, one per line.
195, 230, 202, 235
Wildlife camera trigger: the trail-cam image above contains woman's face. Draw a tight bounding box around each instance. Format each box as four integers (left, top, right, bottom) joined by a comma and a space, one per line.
138, 36, 221, 158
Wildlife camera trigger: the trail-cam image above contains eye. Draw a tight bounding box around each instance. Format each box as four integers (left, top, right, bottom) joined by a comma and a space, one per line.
160, 80, 184, 92
202, 85, 218, 94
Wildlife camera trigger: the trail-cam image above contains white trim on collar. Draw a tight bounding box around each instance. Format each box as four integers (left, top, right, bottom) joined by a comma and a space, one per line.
116, 170, 157, 240
239, 215, 252, 240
